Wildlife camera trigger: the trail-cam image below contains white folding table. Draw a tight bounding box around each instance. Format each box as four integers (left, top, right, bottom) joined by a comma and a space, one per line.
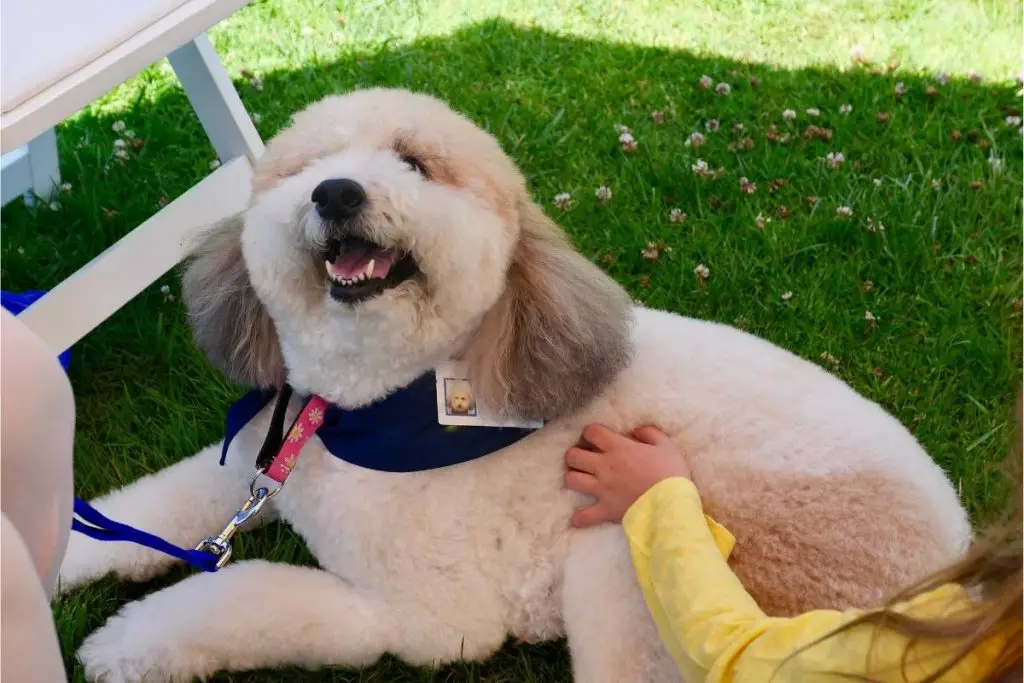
1, 0, 263, 355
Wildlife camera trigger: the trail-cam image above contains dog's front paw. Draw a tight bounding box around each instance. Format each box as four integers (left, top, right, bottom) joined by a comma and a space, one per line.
78, 601, 203, 683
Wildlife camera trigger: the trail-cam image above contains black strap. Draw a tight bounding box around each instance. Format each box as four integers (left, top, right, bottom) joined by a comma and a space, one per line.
254, 384, 294, 471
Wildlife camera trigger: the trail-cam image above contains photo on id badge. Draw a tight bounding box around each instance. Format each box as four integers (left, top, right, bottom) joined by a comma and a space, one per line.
444, 378, 477, 417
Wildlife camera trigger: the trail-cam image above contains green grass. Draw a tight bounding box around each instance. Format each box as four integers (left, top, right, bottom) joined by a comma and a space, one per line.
2, 0, 1022, 680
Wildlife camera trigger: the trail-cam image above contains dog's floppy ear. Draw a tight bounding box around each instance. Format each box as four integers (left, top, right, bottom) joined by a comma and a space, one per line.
463, 200, 634, 420
181, 214, 285, 389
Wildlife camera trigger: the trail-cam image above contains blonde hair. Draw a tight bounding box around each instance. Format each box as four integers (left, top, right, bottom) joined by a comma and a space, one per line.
794, 396, 1023, 682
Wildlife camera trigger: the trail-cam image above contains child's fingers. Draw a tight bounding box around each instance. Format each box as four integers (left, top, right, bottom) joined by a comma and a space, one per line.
570, 504, 609, 529
581, 424, 629, 452
632, 425, 671, 446
565, 446, 600, 474
564, 469, 600, 496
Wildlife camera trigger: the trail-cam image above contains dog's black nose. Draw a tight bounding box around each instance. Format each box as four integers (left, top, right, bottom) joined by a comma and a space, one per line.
311, 178, 366, 220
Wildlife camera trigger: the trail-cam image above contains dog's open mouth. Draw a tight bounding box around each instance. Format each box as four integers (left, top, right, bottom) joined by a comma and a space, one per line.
322, 235, 419, 304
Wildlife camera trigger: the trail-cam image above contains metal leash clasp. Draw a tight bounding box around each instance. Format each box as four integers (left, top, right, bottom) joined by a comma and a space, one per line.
194, 472, 282, 569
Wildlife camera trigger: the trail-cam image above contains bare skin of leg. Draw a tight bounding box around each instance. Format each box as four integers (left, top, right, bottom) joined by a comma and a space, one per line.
1, 309, 75, 682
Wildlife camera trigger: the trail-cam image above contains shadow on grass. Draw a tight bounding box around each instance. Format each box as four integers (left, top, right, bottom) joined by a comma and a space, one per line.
3, 18, 1021, 683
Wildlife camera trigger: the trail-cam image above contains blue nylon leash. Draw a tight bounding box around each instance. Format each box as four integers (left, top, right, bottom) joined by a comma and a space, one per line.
72, 498, 219, 573
69, 386, 302, 574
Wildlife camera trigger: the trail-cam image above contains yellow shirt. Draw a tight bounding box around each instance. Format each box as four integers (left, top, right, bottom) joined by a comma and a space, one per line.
622, 477, 1010, 683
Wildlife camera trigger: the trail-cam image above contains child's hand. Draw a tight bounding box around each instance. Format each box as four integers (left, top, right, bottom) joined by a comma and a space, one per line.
564, 424, 690, 528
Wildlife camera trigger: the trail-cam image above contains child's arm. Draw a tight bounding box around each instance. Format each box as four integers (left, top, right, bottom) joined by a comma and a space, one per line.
566, 426, 999, 683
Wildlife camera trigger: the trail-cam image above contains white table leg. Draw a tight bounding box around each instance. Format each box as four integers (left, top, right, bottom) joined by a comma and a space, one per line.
1, 129, 60, 206
168, 33, 263, 163
27, 128, 60, 202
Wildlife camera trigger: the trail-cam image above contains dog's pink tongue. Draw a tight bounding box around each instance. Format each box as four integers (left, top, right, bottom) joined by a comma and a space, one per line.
330, 246, 394, 279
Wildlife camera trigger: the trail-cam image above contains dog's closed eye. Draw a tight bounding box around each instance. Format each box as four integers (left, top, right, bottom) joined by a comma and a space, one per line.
401, 154, 428, 178
393, 136, 430, 179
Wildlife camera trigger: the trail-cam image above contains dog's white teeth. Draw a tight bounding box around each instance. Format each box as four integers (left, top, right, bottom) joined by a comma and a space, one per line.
365, 259, 375, 279
328, 274, 374, 287
325, 260, 334, 275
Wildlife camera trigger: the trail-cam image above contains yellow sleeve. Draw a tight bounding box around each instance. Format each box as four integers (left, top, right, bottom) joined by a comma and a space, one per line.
622, 477, 1007, 683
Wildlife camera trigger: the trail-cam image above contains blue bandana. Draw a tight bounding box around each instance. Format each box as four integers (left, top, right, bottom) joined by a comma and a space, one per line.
220, 373, 537, 473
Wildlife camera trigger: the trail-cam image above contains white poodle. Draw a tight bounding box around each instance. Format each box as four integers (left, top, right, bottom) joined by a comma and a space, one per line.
60, 88, 971, 682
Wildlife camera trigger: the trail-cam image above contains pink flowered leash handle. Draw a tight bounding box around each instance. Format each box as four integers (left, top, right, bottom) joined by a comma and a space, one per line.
260, 391, 329, 483
195, 387, 329, 568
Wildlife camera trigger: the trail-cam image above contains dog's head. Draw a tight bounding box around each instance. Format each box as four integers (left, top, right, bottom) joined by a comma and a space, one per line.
183, 88, 632, 418
447, 382, 474, 415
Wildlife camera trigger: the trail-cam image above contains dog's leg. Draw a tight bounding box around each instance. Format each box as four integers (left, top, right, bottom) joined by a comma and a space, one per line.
58, 442, 268, 592
563, 526, 684, 683
76, 559, 474, 682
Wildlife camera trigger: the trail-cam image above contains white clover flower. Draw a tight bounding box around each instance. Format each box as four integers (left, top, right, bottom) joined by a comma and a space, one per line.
650, 111, 665, 125
715, 82, 731, 96
873, 177, 884, 187
60, 182, 72, 193
782, 109, 796, 121
614, 123, 631, 135
691, 158, 710, 177
113, 148, 130, 160
781, 291, 793, 301
553, 192, 572, 209
112, 120, 126, 133
894, 82, 906, 96
864, 310, 877, 321
739, 177, 757, 194
820, 351, 840, 368
936, 72, 950, 85
48, 201, 61, 211
251, 112, 262, 125
699, 75, 714, 89
705, 119, 720, 132
641, 243, 660, 260
113, 139, 126, 149
595, 185, 612, 201
825, 151, 845, 169
685, 131, 706, 148
836, 205, 853, 218
619, 131, 638, 152
839, 103, 852, 115
988, 154, 1004, 173
694, 263, 710, 280
669, 208, 686, 223
806, 107, 821, 117
160, 284, 171, 295
1006, 115, 1022, 127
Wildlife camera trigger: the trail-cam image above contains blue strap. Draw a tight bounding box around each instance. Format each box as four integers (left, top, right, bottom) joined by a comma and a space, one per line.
72, 498, 219, 573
